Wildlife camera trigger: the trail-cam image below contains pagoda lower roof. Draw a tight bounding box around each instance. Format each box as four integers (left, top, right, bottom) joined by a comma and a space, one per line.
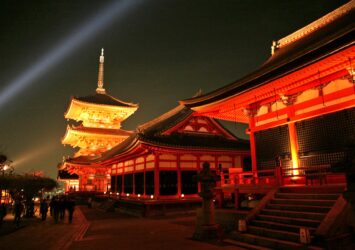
74, 93, 138, 108
70, 125, 133, 136
61, 155, 100, 166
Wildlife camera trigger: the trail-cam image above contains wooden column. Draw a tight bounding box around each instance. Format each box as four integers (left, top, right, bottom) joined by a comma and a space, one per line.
154, 153, 160, 199
177, 154, 181, 197
288, 122, 300, 176
286, 97, 299, 176
143, 156, 146, 196
122, 162, 125, 194
133, 159, 136, 195
249, 115, 257, 172
197, 155, 201, 193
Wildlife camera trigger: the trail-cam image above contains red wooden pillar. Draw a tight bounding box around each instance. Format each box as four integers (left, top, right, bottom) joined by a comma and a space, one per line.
133, 159, 136, 195
115, 172, 118, 193
154, 153, 160, 199
249, 116, 257, 172
177, 154, 181, 197
122, 162, 125, 194
197, 155, 201, 193
143, 156, 146, 196
288, 122, 300, 176
287, 105, 299, 177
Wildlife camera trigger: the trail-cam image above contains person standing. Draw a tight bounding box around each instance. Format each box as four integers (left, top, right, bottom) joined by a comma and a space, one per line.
58, 196, 66, 221
39, 199, 48, 221
13, 199, 24, 228
66, 198, 75, 224
0, 203, 7, 226
52, 196, 59, 223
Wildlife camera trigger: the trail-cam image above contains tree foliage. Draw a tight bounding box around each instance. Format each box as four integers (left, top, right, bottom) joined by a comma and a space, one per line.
0, 174, 58, 200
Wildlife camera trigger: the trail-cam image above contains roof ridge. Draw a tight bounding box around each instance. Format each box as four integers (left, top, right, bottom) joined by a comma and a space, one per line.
276, 0, 354, 49
137, 104, 186, 132
100, 92, 138, 108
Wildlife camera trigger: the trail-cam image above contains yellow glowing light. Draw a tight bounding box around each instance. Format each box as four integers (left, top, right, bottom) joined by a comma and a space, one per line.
291, 147, 299, 177
150, 195, 154, 199
137, 194, 141, 197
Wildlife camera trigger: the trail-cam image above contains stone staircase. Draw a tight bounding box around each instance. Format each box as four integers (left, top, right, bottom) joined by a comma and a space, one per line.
227, 185, 345, 250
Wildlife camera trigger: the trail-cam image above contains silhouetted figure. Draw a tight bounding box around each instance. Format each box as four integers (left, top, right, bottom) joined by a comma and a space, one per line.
59, 196, 66, 220
13, 200, 24, 228
0, 203, 7, 226
40, 199, 48, 221
66, 198, 75, 224
87, 197, 92, 208
52, 197, 59, 223
49, 197, 54, 216
25, 199, 35, 218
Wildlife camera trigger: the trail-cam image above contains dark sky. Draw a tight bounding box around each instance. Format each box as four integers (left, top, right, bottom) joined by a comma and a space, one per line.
0, 0, 348, 178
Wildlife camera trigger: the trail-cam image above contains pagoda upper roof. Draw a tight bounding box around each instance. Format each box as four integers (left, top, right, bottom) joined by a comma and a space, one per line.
73, 92, 138, 108
181, 1, 354, 108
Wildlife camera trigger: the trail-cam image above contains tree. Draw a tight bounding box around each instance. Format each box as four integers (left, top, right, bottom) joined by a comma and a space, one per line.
0, 174, 58, 217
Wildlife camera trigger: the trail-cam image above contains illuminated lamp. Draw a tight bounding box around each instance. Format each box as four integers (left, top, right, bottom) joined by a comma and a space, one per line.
150, 195, 154, 199
126, 193, 130, 197
181, 194, 185, 198
137, 194, 141, 198
110, 192, 112, 195
116, 192, 119, 196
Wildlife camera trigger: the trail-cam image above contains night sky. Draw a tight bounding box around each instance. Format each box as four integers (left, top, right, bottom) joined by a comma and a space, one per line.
0, 0, 348, 178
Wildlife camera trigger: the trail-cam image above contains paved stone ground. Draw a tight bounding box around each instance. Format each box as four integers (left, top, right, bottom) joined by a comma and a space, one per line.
0, 206, 242, 250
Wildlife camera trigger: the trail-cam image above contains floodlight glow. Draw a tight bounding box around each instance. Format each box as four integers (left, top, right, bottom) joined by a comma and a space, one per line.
0, 0, 140, 109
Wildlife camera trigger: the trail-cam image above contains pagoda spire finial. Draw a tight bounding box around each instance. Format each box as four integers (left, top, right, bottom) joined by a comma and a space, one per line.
96, 48, 105, 94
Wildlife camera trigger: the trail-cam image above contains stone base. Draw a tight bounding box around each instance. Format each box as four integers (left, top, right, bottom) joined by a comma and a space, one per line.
192, 224, 220, 241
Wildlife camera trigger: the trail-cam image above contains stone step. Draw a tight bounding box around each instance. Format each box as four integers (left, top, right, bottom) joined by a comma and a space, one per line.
251, 220, 317, 234
224, 238, 272, 250
279, 185, 345, 194
275, 192, 340, 200
229, 231, 324, 250
248, 225, 301, 243
270, 198, 335, 207
261, 209, 326, 221
257, 214, 321, 228
266, 203, 332, 213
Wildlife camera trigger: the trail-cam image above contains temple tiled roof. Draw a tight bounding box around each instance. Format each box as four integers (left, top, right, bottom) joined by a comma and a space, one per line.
181, 2, 354, 108
98, 105, 249, 161
75, 93, 138, 108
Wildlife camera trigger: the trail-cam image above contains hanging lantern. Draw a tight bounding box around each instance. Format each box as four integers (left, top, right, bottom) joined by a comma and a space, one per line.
300, 227, 311, 244
238, 219, 247, 232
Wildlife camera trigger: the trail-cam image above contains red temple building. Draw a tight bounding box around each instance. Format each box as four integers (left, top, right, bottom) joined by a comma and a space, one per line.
181, 2, 355, 248
59, 49, 138, 192
182, 1, 354, 185
67, 104, 250, 199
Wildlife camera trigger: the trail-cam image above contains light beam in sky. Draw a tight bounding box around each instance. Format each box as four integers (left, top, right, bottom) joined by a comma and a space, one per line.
12, 142, 57, 171
0, 0, 140, 110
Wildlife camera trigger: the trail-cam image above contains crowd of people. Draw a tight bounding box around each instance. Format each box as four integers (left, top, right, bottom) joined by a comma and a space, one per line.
0, 195, 75, 228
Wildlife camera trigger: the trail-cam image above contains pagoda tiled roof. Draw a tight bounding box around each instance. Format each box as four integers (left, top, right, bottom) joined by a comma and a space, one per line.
71, 125, 133, 136
74, 93, 138, 108
181, 2, 354, 107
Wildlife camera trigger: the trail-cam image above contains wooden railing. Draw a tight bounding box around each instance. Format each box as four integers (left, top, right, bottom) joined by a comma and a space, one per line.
228, 168, 281, 186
